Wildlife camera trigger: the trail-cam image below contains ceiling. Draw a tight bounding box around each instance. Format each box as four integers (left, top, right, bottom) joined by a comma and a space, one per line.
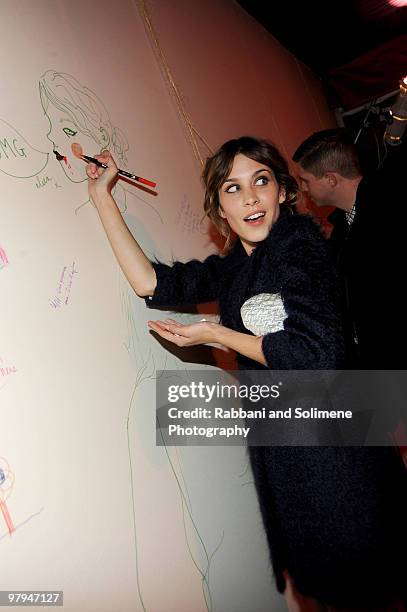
236, 0, 407, 89
235, 0, 407, 165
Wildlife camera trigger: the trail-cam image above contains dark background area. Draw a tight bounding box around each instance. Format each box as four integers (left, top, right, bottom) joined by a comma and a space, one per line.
236, 0, 407, 170
236, 0, 407, 107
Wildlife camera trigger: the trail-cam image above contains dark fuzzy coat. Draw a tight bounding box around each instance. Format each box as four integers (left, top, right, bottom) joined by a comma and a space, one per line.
146, 210, 407, 606
147, 209, 343, 370
329, 142, 407, 368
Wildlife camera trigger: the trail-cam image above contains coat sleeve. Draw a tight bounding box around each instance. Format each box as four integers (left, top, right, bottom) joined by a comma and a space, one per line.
261, 218, 344, 369
145, 253, 225, 310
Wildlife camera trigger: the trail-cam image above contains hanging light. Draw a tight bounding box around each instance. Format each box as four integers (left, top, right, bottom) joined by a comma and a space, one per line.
384, 76, 407, 145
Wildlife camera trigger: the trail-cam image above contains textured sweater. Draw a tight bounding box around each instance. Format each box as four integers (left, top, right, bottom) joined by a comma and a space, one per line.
146, 209, 344, 370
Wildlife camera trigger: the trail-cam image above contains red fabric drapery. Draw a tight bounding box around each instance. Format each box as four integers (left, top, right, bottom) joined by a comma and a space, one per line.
326, 34, 407, 110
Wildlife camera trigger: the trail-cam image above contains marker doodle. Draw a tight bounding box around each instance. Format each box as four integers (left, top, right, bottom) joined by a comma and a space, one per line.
0, 246, 8, 269
49, 261, 79, 309
39, 70, 162, 221
0, 118, 49, 178
0, 356, 17, 378
39, 70, 128, 196
175, 195, 206, 235
0, 458, 15, 536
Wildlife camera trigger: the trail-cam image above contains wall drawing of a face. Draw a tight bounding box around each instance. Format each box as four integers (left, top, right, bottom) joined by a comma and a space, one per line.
0, 458, 15, 535
39, 70, 129, 185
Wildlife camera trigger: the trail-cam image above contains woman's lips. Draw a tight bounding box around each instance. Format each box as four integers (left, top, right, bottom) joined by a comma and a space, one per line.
244, 211, 266, 225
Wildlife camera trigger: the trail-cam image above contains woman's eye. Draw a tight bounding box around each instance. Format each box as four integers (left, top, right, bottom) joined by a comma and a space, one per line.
255, 175, 269, 186
63, 127, 77, 137
225, 184, 239, 193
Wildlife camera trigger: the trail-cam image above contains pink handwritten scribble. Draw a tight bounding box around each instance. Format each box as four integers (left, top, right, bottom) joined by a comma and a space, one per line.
0, 458, 15, 536
0, 356, 17, 379
0, 246, 8, 268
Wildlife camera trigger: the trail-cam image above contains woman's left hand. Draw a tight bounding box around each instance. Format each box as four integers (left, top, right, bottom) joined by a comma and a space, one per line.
147, 318, 221, 347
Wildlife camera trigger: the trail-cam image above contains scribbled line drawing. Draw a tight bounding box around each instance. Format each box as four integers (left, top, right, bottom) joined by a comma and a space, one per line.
0, 356, 17, 379
0, 246, 8, 269
49, 261, 78, 309
39, 70, 128, 185
122, 286, 220, 611
0, 507, 44, 543
163, 371, 227, 611
127, 371, 220, 612
38, 70, 209, 607
34, 174, 53, 190
238, 458, 255, 487
0, 118, 49, 179
155, 367, 226, 612
175, 195, 207, 236
120, 275, 159, 612
157, 419, 222, 612
121, 281, 220, 611
39, 70, 162, 222
0, 458, 15, 535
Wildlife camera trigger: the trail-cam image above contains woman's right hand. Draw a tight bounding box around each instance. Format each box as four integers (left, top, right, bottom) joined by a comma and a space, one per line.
86, 149, 119, 203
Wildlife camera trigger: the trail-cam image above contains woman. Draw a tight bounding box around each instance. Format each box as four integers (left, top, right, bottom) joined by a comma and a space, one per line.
88, 136, 341, 369
87, 137, 406, 610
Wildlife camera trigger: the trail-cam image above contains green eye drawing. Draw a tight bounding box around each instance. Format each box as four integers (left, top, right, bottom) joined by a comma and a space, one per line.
63, 127, 77, 137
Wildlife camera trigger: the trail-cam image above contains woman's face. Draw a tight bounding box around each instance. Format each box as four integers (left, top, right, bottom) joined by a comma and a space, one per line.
218, 154, 285, 255
44, 102, 98, 183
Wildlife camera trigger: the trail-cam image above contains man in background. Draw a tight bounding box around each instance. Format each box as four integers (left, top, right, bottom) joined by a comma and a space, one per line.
293, 128, 406, 369
293, 129, 407, 611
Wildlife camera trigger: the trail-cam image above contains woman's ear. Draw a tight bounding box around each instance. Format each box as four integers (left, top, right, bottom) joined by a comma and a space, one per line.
219, 206, 227, 219
278, 188, 286, 204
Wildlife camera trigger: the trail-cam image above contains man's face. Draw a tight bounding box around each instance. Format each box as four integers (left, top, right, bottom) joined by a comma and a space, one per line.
297, 167, 333, 207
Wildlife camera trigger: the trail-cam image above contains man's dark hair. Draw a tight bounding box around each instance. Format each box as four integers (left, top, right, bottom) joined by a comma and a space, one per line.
292, 129, 362, 179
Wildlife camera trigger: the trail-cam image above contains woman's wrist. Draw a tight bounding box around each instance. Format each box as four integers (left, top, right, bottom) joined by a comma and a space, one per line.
215, 324, 235, 347
91, 187, 117, 210
215, 325, 266, 365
